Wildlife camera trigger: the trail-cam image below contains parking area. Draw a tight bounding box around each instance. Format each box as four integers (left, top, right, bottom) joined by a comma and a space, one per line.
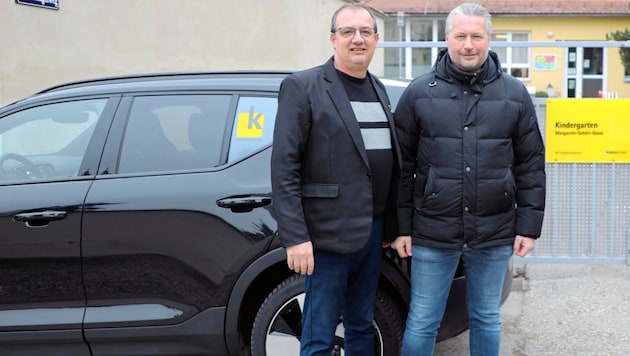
435, 263, 630, 355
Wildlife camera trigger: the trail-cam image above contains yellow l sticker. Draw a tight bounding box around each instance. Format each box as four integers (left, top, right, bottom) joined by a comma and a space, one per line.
236, 106, 264, 138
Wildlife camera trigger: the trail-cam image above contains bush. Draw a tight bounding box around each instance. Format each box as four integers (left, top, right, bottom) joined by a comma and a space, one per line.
606, 29, 630, 75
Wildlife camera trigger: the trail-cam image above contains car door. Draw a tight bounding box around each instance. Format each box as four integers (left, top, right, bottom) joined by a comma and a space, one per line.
81, 93, 278, 355
0, 97, 115, 354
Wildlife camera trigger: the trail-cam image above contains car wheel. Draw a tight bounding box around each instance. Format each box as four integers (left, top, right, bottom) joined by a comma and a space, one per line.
250, 274, 404, 356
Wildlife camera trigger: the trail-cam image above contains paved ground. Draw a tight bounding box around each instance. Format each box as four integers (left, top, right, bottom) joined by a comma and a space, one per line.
435, 263, 630, 356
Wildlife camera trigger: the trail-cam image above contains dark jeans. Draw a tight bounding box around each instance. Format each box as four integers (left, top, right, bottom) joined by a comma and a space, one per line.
300, 217, 383, 356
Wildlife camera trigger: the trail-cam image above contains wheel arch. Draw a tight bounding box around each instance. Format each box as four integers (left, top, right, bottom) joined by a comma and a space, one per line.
224, 247, 293, 354
379, 251, 411, 309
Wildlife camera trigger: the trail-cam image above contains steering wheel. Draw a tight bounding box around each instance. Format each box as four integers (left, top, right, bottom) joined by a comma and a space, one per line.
0, 152, 45, 179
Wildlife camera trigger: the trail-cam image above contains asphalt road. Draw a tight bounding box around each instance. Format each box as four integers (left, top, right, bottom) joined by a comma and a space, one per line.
435, 263, 630, 356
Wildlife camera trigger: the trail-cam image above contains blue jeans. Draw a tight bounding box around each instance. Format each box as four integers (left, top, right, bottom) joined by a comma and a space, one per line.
300, 217, 383, 356
402, 244, 513, 356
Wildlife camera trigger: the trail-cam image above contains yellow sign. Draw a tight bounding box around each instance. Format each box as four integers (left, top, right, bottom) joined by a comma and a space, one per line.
236, 108, 264, 138
546, 99, 630, 163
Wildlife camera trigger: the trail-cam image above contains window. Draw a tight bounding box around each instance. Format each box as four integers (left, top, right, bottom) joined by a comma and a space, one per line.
0, 99, 105, 183
492, 32, 531, 79
408, 18, 442, 77
227, 96, 277, 164
383, 17, 405, 79
118, 95, 230, 173
383, 17, 445, 79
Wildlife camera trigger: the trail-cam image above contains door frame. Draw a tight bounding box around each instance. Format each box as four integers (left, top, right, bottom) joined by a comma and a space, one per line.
565, 46, 608, 98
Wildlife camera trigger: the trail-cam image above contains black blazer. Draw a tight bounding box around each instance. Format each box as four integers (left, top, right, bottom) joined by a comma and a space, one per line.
271, 57, 401, 254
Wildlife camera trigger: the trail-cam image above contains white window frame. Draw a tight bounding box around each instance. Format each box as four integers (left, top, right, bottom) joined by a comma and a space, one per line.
491, 32, 531, 80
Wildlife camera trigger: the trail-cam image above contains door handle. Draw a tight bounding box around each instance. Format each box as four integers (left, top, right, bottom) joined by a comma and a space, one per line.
216, 196, 271, 213
13, 210, 68, 227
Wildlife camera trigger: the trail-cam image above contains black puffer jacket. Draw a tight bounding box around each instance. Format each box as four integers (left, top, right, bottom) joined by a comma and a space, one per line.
395, 49, 546, 250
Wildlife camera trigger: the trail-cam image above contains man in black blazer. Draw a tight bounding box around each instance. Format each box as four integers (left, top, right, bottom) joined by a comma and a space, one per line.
271, 3, 401, 355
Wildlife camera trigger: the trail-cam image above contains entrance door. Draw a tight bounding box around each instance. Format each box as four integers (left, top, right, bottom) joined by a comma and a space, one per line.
566, 47, 605, 98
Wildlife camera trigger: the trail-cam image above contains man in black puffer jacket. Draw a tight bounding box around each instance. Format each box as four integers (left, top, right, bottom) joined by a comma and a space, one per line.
390, 3, 546, 356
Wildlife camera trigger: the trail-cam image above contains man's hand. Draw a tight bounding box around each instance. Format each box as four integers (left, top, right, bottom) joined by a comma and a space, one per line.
286, 241, 314, 275
513, 235, 535, 257
390, 235, 412, 258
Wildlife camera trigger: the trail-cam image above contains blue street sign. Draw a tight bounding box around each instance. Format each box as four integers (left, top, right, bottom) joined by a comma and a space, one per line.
16, 0, 59, 10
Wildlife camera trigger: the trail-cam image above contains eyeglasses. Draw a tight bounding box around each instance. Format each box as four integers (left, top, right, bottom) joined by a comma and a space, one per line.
333, 27, 376, 39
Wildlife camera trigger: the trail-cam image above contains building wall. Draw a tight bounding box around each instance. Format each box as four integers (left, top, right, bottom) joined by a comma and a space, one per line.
493, 17, 630, 97
0, 0, 386, 105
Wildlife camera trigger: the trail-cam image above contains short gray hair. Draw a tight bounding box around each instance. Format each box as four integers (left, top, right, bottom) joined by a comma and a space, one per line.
445, 3, 492, 35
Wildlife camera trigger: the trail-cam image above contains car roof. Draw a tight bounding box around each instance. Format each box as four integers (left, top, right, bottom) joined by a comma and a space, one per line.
37, 71, 293, 94
0, 71, 290, 111
2, 71, 410, 112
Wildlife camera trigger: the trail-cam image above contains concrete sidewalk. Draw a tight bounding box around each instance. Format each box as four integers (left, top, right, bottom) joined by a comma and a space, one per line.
435, 263, 630, 355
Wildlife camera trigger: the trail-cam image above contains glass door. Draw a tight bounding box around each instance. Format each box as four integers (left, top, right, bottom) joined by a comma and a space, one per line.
566, 47, 605, 98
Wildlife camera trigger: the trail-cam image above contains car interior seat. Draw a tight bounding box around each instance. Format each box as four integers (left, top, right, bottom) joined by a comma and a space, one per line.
118, 111, 181, 173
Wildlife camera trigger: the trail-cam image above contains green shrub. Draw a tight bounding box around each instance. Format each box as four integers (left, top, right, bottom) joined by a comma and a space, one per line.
606, 29, 630, 76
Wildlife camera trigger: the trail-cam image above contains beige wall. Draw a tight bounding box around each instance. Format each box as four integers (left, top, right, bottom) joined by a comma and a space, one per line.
0, 0, 386, 105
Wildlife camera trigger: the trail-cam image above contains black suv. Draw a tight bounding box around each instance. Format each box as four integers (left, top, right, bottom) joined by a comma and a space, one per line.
0, 72, 512, 355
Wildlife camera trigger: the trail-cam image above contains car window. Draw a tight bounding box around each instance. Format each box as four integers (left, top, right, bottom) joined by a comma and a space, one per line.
0, 99, 106, 184
227, 96, 277, 163
118, 95, 230, 173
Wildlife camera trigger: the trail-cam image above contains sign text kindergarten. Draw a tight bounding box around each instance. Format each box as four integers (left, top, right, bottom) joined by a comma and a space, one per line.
546, 99, 630, 163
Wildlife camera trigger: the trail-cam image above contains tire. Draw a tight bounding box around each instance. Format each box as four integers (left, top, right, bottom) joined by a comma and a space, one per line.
373, 287, 405, 354
250, 274, 404, 356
